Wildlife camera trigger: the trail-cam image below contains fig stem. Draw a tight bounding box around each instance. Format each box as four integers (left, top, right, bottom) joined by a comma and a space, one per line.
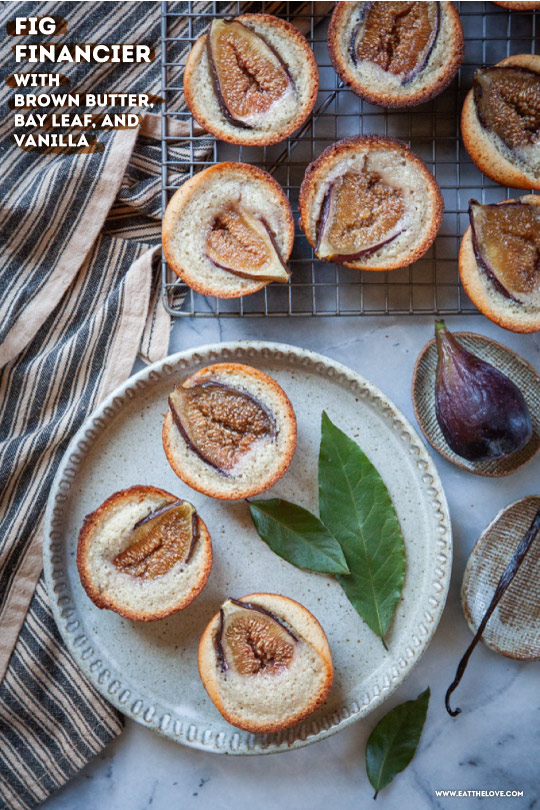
434, 319, 451, 367
434, 319, 462, 373
445, 505, 540, 717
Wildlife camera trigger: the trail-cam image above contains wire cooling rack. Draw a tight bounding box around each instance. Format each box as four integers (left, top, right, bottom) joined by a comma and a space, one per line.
160, 1, 538, 317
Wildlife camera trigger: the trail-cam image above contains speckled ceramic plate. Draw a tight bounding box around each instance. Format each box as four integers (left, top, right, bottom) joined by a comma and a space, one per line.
412, 332, 540, 477
462, 495, 540, 661
43, 341, 451, 755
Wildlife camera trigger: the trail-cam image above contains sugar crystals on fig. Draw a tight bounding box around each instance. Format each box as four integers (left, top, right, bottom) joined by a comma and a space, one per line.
474, 66, 540, 151
216, 598, 297, 675
316, 170, 404, 262
351, 2, 440, 84
113, 500, 198, 579
207, 19, 293, 128
205, 206, 290, 283
470, 199, 540, 305
169, 381, 276, 474
434, 320, 532, 462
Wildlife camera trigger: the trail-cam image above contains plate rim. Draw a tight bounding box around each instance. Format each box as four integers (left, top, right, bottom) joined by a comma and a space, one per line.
43, 339, 452, 755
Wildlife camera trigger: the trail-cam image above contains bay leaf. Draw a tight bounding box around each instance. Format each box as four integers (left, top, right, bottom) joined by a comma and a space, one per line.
318, 411, 406, 643
366, 687, 430, 798
249, 498, 350, 575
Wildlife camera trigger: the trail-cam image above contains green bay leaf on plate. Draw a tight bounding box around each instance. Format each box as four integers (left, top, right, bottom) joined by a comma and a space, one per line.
366, 687, 430, 798
318, 411, 406, 642
248, 498, 350, 575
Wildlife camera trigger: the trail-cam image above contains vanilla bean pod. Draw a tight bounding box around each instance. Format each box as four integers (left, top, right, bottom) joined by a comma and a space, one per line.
445, 505, 540, 717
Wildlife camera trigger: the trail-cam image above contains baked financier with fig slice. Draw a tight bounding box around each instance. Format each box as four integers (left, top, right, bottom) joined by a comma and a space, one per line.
299, 135, 443, 271
198, 594, 333, 733
162, 162, 294, 299
77, 486, 212, 621
462, 54, 540, 189
184, 13, 319, 146
328, 1, 464, 108
459, 196, 540, 333
163, 363, 297, 500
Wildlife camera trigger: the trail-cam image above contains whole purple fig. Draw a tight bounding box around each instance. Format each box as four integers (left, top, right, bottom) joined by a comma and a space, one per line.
434, 320, 532, 462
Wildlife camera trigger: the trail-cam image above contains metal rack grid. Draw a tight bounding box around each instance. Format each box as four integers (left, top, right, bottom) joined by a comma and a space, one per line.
160, 1, 538, 317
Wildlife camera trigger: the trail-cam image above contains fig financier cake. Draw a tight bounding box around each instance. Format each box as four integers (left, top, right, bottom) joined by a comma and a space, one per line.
198, 593, 333, 733
492, 1, 540, 9
299, 135, 443, 271
459, 196, 540, 333
162, 363, 297, 500
461, 54, 540, 189
162, 162, 295, 299
184, 13, 319, 146
77, 486, 212, 622
328, 1, 464, 108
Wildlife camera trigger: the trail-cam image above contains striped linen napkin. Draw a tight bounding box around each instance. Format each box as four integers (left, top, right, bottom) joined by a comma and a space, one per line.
0, 3, 217, 807
0, 2, 331, 807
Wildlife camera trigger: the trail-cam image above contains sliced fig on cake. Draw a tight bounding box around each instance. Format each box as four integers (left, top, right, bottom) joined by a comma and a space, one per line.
315, 171, 404, 262
206, 206, 290, 283
198, 592, 333, 733
207, 19, 294, 129
350, 1, 440, 84
470, 198, 540, 305
473, 66, 540, 151
216, 597, 297, 674
113, 500, 198, 579
168, 381, 276, 475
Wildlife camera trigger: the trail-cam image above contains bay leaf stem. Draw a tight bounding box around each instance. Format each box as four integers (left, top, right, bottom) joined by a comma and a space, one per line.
445, 505, 540, 717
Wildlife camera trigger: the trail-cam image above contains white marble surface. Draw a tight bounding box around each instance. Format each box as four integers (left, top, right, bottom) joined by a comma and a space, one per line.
43, 315, 540, 810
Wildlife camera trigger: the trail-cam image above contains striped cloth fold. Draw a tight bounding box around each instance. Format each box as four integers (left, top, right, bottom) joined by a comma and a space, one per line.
0, 3, 218, 808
